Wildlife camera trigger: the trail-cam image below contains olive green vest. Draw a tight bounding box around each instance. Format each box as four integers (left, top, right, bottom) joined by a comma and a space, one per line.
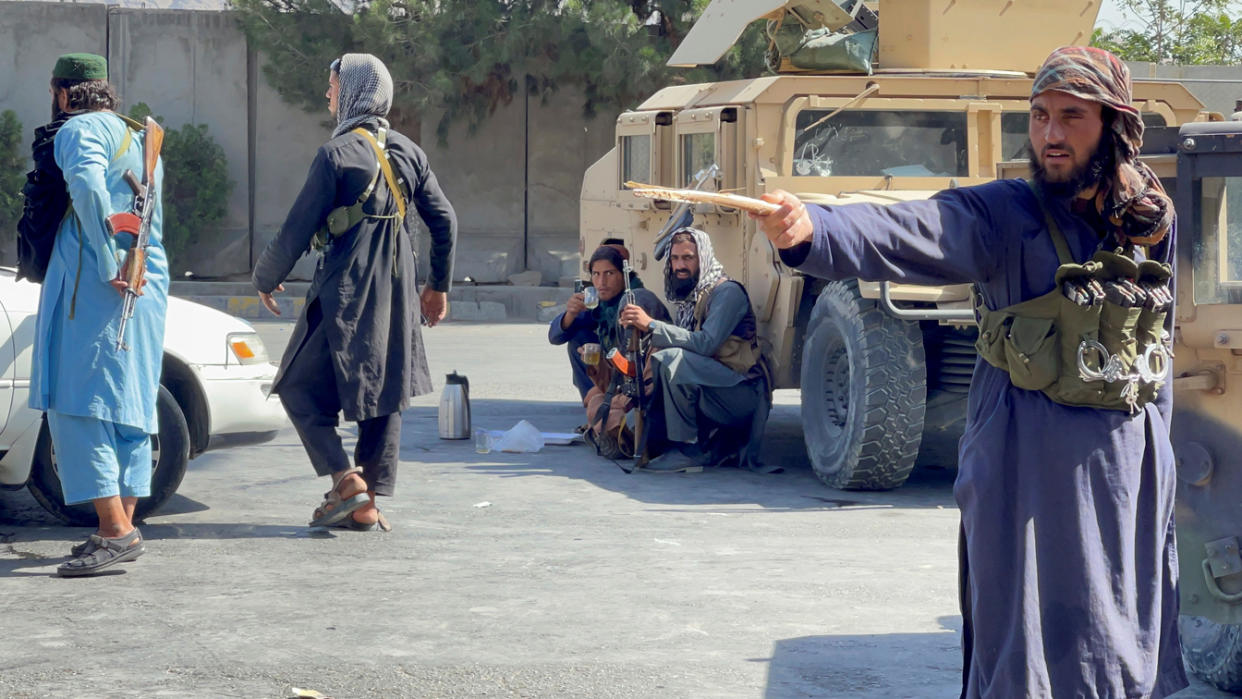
312, 127, 407, 252
973, 183, 1172, 413
692, 280, 763, 377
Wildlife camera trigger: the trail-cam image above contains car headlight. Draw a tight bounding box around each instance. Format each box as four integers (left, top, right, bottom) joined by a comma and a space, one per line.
226, 332, 270, 365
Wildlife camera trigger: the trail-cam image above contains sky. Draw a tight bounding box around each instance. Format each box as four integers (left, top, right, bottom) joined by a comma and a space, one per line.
1096, 0, 1242, 31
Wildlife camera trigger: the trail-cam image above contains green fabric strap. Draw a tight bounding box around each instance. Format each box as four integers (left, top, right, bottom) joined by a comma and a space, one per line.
67, 205, 83, 320
1024, 179, 1075, 266
111, 127, 132, 164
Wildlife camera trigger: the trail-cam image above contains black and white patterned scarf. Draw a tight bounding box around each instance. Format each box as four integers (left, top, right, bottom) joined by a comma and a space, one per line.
332, 53, 393, 138
664, 227, 726, 330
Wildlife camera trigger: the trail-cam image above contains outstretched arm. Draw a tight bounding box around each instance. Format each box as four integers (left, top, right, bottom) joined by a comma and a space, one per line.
252, 148, 336, 295
752, 187, 1005, 286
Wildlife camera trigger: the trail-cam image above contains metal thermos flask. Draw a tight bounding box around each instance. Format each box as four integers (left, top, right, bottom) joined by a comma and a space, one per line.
438, 371, 471, 439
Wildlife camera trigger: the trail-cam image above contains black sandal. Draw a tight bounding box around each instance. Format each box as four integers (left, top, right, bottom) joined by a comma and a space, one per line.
58, 528, 145, 577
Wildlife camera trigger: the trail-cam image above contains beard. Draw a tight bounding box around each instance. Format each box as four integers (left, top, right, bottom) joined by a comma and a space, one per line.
671, 272, 697, 299
1028, 132, 1114, 199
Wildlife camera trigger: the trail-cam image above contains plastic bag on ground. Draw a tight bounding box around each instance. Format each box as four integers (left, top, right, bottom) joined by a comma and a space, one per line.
493, 419, 546, 453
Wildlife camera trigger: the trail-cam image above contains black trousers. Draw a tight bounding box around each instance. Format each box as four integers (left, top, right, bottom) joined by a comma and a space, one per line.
278, 301, 401, 496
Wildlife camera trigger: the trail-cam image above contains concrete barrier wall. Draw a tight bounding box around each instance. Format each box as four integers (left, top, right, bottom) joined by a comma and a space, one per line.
109, 8, 252, 278
1128, 62, 1242, 117
4, 4, 1236, 283
0, 3, 107, 170
251, 53, 335, 282
0, 1, 614, 284
0, 3, 107, 264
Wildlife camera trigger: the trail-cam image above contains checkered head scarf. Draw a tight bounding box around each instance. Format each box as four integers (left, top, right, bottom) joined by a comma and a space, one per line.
332, 53, 393, 138
664, 227, 727, 330
1031, 46, 1173, 246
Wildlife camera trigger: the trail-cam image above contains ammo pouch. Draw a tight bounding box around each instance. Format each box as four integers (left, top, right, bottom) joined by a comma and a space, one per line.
312, 127, 408, 251
974, 183, 1172, 413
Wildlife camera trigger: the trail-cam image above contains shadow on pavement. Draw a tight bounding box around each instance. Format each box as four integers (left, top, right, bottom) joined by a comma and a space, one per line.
368, 399, 960, 512
763, 617, 963, 698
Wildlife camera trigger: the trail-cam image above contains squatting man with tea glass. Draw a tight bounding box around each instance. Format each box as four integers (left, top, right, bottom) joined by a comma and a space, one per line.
549, 244, 669, 459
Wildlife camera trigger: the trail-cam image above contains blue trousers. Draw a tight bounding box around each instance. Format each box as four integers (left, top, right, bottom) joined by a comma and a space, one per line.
46, 410, 152, 505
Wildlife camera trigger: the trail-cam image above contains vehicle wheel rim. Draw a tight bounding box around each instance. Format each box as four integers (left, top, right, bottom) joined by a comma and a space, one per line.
823, 345, 850, 429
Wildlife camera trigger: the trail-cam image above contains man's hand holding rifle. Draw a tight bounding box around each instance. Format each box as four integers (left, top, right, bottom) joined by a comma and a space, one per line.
106, 116, 164, 351
615, 265, 657, 466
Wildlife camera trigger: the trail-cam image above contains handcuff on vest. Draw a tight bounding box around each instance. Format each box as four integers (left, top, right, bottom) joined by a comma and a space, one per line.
973, 181, 1173, 414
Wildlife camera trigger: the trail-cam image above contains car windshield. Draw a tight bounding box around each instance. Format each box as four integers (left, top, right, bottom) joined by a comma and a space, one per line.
793, 109, 968, 177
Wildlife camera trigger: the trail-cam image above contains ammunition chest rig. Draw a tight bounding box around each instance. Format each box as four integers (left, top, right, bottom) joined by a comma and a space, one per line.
973, 183, 1173, 413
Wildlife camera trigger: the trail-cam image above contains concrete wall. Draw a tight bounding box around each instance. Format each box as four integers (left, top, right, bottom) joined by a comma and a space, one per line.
421, 91, 615, 285
251, 50, 334, 282
109, 8, 251, 277
1128, 62, 1242, 117
4, 3, 1234, 283
0, 1, 614, 284
0, 3, 107, 265
0, 3, 108, 164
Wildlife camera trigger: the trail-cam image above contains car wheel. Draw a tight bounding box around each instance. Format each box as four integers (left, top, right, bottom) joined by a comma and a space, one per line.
27, 385, 191, 526
800, 279, 926, 490
1180, 615, 1242, 692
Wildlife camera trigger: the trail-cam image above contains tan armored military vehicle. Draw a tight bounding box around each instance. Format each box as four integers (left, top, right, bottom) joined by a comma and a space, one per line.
579, 0, 1207, 491
1169, 120, 1242, 692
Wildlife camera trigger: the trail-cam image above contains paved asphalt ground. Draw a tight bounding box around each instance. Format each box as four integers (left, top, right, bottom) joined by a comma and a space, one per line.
0, 321, 1231, 698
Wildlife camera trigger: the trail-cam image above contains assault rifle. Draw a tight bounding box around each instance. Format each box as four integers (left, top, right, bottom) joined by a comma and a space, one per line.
604, 260, 647, 469
106, 116, 164, 351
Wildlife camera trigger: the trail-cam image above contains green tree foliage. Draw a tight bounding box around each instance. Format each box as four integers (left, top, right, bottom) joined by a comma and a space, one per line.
1092, 0, 1242, 64
233, 0, 768, 141
0, 110, 27, 259
128, 104, 233, 274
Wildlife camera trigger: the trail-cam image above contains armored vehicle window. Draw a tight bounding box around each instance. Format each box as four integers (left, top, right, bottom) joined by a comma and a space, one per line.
793, 110, 968, 177
1001, 112, 1168, 165
622, 135, 652, 185
681, 133, 716, 186
1191, 176, 1242, 305
1001, 113, 1031, 162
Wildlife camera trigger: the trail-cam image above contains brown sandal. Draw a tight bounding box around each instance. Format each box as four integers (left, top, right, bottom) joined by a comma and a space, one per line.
309, 467, 369, 527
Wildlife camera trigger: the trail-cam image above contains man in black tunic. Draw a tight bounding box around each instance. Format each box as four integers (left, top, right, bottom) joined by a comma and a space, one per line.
253, 53, 456, 531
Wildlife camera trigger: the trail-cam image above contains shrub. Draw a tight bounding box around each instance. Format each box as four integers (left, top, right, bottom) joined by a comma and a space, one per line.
0, 110, 26, 263
128, 103, 233, 274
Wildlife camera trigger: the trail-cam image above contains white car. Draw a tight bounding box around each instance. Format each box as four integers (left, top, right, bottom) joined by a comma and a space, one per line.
0, 269, 289, 524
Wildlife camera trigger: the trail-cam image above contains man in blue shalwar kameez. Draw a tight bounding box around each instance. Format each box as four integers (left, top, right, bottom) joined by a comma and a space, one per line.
754, 47, 1186, 697
29, 54, 168, 577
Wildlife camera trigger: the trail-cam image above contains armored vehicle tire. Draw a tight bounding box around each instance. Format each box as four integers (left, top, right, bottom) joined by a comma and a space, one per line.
27, 385, 191, 527
1180, 615, 1242, 692
800, 280, 927, 490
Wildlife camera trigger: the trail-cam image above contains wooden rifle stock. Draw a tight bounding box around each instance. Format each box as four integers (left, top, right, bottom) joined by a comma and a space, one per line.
123, 246, 147, 291
113, 116, 164, 351
143, 119, 164, 186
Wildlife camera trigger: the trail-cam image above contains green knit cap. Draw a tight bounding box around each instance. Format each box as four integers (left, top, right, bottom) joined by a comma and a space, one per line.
53, 53, 107, 81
